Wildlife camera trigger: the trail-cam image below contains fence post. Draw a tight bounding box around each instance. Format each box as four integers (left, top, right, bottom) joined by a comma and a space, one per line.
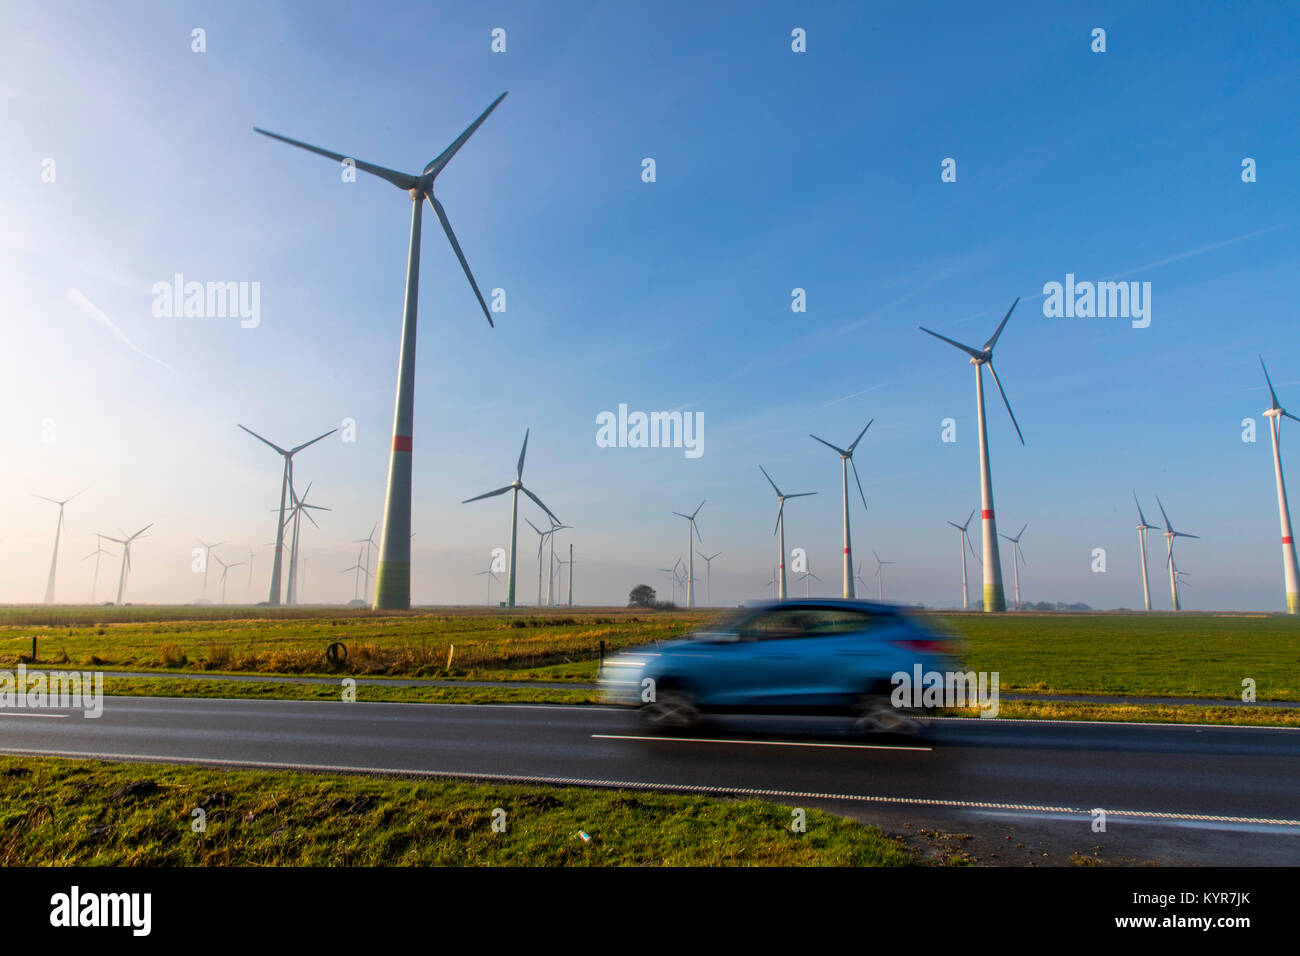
599, 640, 605, 665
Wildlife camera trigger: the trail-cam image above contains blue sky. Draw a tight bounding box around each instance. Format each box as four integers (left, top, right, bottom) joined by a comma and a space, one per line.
2, 0, 1297, 608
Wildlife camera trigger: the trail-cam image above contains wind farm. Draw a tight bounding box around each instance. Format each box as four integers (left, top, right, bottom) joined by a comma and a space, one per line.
5, 0, 1299, 883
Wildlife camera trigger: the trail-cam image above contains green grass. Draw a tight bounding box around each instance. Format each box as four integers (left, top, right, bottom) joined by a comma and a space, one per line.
940, 612, 1300, 701
0, 755, 920, 866
4, 606, 1298, 708
97, 677, 597, 706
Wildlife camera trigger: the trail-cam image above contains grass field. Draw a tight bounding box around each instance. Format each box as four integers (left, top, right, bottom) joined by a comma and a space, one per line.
0, 755, 920, 866
1, 605, 1297, 704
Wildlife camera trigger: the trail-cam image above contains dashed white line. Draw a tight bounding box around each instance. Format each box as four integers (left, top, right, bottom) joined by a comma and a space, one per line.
592, 734, 931, 751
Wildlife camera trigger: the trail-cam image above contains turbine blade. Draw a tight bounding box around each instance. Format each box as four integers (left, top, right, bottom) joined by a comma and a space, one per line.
290, 428, 337, 456
525, 517, 544, 535
983, 297, 1020, 352
773, 500, 784, 536
691, 500, 706, 519
1261, 355, 1282, 409
985, 362, 1025, 444
787, 491, 818, 499
462, 485, 513, 503
520, 486, 560, 525
759, 465, 782, 497
423, 92, 509, 178
850, 457, 868, 512
848, 419, 873, 453
809, 433, 848, 456
919, 326, 983, 361
1176, 532, 1200, 540
429, 195, 494, 327
517, 428, 530, 479
1285, 411, 1300, 424
253, 127, 417, 190
238, 424, 289, 456
1156, 496, 1173, 531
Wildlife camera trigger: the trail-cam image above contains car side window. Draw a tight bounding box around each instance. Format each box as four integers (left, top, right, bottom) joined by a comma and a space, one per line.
737, 607, 879, 641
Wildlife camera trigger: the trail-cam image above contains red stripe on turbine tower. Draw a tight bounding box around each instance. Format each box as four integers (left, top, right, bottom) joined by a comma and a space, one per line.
982, 510, 993, 519
392, 436, 413, 452
1285, 536, 1294, 544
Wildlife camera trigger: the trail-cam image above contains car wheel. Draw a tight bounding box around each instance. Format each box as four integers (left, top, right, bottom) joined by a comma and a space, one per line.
639, 688, 702, 732
854, 694, 927, 736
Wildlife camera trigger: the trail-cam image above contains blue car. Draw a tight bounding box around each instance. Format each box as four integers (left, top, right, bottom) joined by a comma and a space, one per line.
598, 599, 959, 734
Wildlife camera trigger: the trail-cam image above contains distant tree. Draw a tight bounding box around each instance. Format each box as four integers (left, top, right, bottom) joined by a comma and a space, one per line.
628, 584, 656, 608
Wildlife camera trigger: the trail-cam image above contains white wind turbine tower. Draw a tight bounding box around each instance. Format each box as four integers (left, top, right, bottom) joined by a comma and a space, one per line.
35, 490, 82, 604
1156, 497, 1198, 611
809, 420, 872, 598
947, 509, 979, 610
697, 550, 722, 605
462, 429, 560, 608
920, 298, 1024, 612
102, 524, 152, 605
195, 538, 224, 594
212, 554, 244, 604
872, 549, 895, 601
82, 533, 114, 603
759, 466, 817, 601
255, 94, 507, 611
566, 542, 574, 607
1259, 357, 1300, 613
1133, 493, 1159, 612
239, 425, 335, 605
247, 549, 256, 593
672, 501, 705, 608
555, 555, 569, 606
761, 567, 779, 595
999, 522, 1028, 609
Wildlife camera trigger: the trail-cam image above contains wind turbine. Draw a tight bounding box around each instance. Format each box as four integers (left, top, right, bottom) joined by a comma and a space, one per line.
999, 522, 1028, 609
254, 94, 507, 611
277, 479, 329, 606
1260, 357, 1300, 613
1133, 493, 1160, 612
195, 538, 224, 593
872, 549, 895, 601
920, 298, 1024, 612
462, 429, 560, 608
658, 561, 681, 605
799, 568, 824, 597
353, 523, 378, 605
696, 550, 722, 605
82, 533, 114, 603
759, 466, 817, 601
525, 517, 554, 606
102, 524, 152, 605
947, 509, 980, 610
546, 519, 573, 606
809, 420, 872, 598
35, 491, 81, 603
1156, 497, 1198, 611
854, 562, 869, 596
341, 547, 369, 603
474, 565, 501, 606
672, 501, 705, 608
212, 554, 245, 604
239, 424, 335, 605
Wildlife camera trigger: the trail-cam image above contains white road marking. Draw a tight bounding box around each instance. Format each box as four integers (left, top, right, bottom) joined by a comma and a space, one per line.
1, 746, 1294, 830
0, 712, 69, 719
592, 733, 930, 751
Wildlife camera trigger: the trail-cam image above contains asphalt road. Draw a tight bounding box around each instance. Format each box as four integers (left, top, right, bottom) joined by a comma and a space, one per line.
3, 697, 1297, 865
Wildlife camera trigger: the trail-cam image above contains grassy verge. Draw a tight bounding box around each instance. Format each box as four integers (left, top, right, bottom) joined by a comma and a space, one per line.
947, 700, 1300, 727
0, 755, 920, 866
97, 676, 597, 706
